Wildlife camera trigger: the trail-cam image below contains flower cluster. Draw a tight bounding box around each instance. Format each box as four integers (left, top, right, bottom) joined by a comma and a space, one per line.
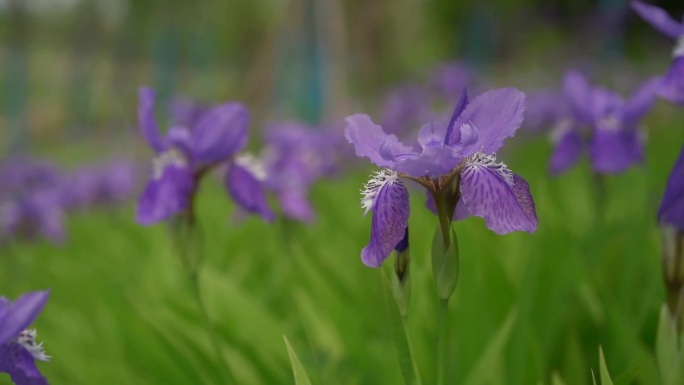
346, 88, 538, 267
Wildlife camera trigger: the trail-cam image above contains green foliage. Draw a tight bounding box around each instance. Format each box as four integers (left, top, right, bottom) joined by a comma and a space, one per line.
2, 113, 684, 384
284, 336, 313, 385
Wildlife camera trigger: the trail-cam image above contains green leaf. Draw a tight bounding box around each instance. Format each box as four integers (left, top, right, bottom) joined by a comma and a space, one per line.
464, 308, 517, 385
598, 346, 615, 385
283, 336, 313, 385
551, 371, 567, 385
382, 270, 423, 385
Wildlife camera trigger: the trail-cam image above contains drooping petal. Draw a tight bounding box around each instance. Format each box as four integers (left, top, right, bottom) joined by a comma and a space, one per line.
0, 291, 50, 345
658, 146, 684, 229
191, 103, 249, 165
659, 57, 684, 105
631, 1, 684, 39
277, 189, 315, 223
459, 155, 538, 234
450, 88, 526, 156
138, 87, 166, 153
136, 164, 195, 225
563, 71, 594, 124
361, 175, 410, 268
589, 130, 644, 173
0, 342, 49, 385
225, 163, 275, 221
622, 76, 661, 123
344, 114, 414, 168
549, 125, 583, 175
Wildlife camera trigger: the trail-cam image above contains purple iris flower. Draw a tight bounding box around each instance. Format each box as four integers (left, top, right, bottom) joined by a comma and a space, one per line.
136, 87, 273, 224
261, 122, 339, 222
345, 88, 538, 267
550, 71, 660, 175
0, 159, 60, 202
168, 96, 211, 128
523, 90, 568, 133
659, 146, 684, 230
631, 1, 684, 104
1, 190, 65, 244
0, 290, 50, 385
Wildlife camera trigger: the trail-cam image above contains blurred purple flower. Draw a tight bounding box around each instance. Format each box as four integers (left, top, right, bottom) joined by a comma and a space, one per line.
62, 161, 139, 210
0, 290, 51, 385
261, 122, 340, 222
1, 189, 65, 245
345, 88, 538, 267
430, 62, 473, 100
632, 1, 684, 104
659, 146, 684, 230
137, 87, 264, 225
524, 90, 568, 132
0, 159, 60, 201
168, 96, 211, 128
379, 85, 431, 139
551, 71, 660, 175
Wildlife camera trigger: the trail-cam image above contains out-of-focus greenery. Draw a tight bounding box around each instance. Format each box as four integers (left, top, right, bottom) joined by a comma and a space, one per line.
3, 105, 683, 384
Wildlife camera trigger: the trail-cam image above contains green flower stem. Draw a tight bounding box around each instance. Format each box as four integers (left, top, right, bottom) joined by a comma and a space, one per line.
175, 200, 236, 384
437, 298, 449, 385
432, 191, 454, 385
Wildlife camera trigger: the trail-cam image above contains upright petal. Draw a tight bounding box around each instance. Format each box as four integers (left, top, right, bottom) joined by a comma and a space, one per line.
136, 164, 195, 225
549, 125, 583, 175
460, 156, 538, 234
225, 163, 275, 221
445, 88, 469, 144
361, 176, 410, 268
0, 291, 50, 345
622, 76, 661, 123
659, 57, 684, 105
659, 146, 684, 229
563, 71, 595, 124
450, 88, 526, 156
138, 87, 166, 153
191, 103, 249, 165
589, 130, 644, 173
631, 1, 684, 39
344, 114, 414, 168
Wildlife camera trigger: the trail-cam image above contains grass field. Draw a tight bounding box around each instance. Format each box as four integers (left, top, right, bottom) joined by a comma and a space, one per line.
2, 105, 684, 385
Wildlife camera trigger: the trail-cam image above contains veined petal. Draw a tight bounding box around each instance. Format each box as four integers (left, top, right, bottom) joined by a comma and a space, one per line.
0, 291, 50, 345
138, 87, 166, 153
393, 122, 462, 177
191, 103, 249, 165
360, 170, 410, 267
0, 342, 49, 385
136, 164, 195, 225
589, 130, 644, 173
225, 158, 275, 221
450, 88, 526, 156
659, 57, 684, 105
658, 146, 684, 229
631, 1, 684, 39
549, 123, 583, 175
460, 154, 538, 234
344, 114, 414, 168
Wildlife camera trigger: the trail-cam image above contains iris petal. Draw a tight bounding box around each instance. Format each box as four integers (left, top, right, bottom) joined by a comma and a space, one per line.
225, 164, 275, 221
659, 146, 684, 229
631, 1, 684, 39
460, 161, 538, 234
589, 130, 644, 173
344, 114, 414, 168
361, 179, 410, 268
136, 165, 195, 225
191, 103, 249, 165
0, 291, 50, 345
138, 87, 167, 153
550, 128, 583, 175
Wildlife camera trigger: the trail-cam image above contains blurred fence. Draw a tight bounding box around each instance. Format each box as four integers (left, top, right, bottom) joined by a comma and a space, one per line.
1, 0, 682, 154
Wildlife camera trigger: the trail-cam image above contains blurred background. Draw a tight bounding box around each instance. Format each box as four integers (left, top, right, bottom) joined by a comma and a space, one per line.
1, 0, 683, 154
3, 1, 684, 384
